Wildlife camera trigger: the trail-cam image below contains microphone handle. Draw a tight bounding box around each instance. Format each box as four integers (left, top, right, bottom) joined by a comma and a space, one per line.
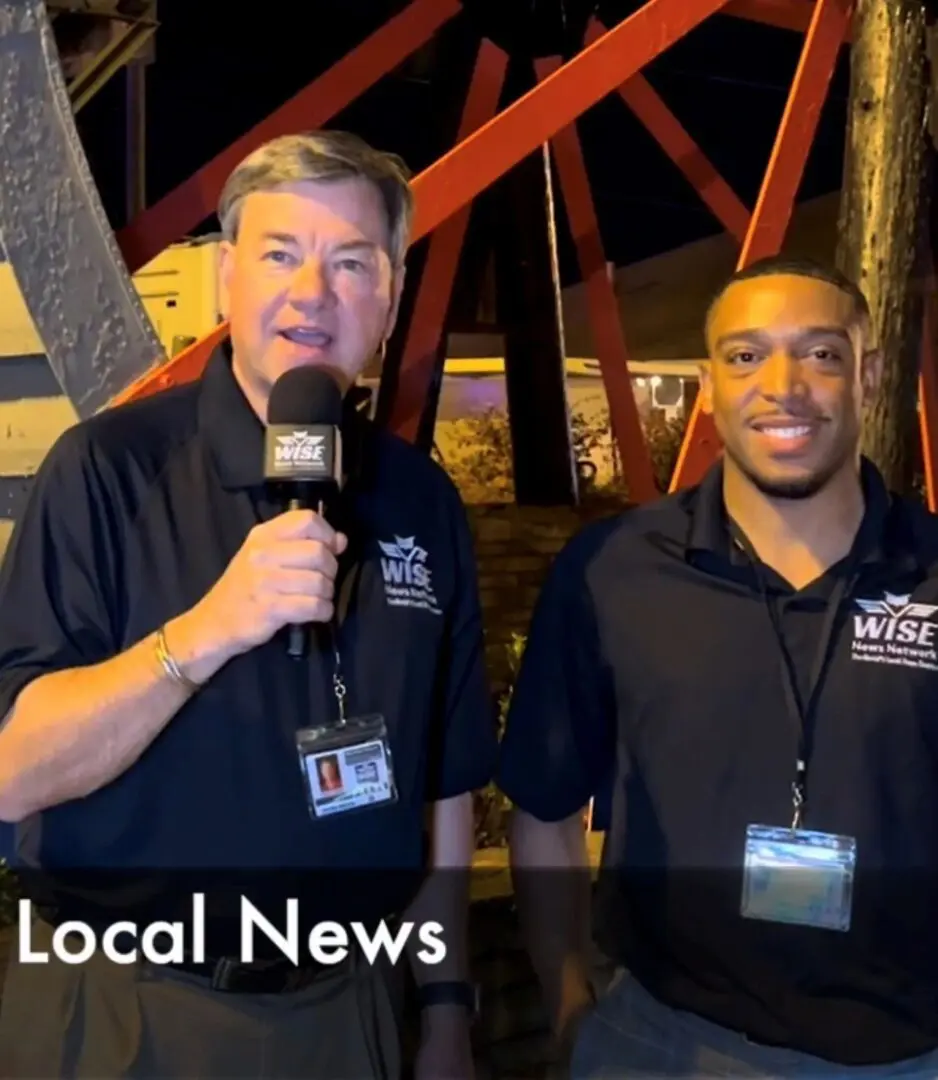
286, 493, 325, 659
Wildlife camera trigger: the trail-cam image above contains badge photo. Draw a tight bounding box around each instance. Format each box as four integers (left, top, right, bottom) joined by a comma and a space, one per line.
296, 714, 399, 819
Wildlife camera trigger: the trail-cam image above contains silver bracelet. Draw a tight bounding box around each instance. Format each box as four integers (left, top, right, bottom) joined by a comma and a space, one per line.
154, 624, 201, 693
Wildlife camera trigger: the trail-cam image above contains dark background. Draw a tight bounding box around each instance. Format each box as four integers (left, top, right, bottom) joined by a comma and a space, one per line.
75, 0, 849, 286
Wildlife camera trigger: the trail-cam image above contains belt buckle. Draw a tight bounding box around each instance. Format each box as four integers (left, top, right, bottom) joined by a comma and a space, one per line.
211, 956, 238, 991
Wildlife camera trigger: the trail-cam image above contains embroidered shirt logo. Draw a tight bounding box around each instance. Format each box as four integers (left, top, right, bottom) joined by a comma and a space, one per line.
378, 536, 441, 615
851, 592, 938, 671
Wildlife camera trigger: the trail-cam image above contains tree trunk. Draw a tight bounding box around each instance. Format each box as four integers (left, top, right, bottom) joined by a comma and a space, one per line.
836, 0, 933, 495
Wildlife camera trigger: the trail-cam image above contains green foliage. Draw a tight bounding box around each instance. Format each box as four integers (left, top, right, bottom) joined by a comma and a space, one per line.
474, 633, 526, 850
643, 411, 688, 494
436, 405, 687, 504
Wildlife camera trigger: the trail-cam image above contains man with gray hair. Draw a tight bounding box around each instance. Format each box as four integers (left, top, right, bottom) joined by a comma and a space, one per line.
0, 130, 495, 1078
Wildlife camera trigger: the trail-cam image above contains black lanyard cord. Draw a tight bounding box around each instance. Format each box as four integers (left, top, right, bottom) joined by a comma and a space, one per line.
765, 574, 852, 829
731, 525, 857, 829
325, 558, 363, 725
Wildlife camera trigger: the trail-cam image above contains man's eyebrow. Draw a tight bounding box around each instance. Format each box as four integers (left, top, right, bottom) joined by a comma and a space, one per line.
258, 234, 382, 255
713, 329, 771, 351
333, 240, 379, 255
713, 325, 853, 351
260, 231, 298, 245
794, 325, 853, 345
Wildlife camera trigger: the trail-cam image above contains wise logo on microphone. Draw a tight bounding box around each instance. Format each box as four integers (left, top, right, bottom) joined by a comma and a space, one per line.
264, 425, 342, 483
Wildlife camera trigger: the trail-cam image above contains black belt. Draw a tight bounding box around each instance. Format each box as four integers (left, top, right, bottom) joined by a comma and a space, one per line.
157, 952, 350, 994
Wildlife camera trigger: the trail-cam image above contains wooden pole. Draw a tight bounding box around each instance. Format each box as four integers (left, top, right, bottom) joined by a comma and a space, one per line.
836, 0, 933, 494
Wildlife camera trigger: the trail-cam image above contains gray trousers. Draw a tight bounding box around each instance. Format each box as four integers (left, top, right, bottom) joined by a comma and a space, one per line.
0, 918, 402, 1079
570, 969, 938, 1079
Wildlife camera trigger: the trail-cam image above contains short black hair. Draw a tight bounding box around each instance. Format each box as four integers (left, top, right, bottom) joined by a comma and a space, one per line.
704, 254, 871, 337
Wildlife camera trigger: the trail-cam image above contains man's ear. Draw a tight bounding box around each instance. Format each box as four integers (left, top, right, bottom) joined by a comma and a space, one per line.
860, 348, 883, 406
217, 240, 235, 320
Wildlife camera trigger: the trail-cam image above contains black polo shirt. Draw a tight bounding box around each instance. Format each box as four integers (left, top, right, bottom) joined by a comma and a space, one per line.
499, 459, 938, 1066
0, 347, 495, 926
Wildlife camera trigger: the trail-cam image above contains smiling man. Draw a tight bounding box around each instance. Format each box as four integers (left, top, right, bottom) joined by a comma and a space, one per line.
0, 132, 494, 1079
500, 257, 938, 1077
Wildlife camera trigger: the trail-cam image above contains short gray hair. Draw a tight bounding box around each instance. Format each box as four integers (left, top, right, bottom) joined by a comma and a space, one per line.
217, 130, 414, 266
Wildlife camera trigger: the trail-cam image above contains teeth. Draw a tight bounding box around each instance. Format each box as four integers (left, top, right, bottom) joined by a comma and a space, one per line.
762, 426, 811, 439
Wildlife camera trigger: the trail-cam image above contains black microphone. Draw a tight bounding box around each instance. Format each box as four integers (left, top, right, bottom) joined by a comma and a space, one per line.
264, 367, 344, 659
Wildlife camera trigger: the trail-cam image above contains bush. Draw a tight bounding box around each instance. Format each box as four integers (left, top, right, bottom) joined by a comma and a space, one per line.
473, 632, 525, 850
643, 412, 688, 494
436, 406, 687, 504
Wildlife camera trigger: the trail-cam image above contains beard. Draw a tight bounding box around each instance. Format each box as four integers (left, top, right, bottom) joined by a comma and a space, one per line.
724, 440, 852, 501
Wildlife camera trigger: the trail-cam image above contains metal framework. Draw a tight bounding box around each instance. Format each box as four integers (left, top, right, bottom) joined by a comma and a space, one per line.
64, 0, 157, 113
21, 0, 938, 504
0, 0, 164, 418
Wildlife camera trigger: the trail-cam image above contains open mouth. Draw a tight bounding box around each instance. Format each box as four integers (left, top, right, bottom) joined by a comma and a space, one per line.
279, 327, 333, 348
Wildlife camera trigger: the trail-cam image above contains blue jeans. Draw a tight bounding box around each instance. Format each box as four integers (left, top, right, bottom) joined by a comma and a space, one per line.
570, 969, 938, 1079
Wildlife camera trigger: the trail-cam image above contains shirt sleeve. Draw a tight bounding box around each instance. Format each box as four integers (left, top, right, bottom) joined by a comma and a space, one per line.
496, 527, 616, 822
424, 483, 498, 801
0, 425, 121, 719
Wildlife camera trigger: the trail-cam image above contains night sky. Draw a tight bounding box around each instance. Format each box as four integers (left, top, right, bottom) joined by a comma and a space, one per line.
75, 0, 850, 286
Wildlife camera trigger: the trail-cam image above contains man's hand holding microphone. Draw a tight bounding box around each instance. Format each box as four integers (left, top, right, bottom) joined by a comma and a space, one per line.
159, 365, 348, 688
165, 509, 347, 685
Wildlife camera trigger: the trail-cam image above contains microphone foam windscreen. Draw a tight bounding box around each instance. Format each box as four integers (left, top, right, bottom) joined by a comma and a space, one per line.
266, 366, 343, 426
264, 367, 344, 484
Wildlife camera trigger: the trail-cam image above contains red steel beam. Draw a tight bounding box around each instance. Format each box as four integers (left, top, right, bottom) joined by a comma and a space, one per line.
115, 0, 461, 275
410, 0, 736, 243
918, 273, 938, 512
669, 0, 853, 492
112, 0, 737, 407
586, 18, 750, 244
387, 40, 509, 442
536, 56, 659, 504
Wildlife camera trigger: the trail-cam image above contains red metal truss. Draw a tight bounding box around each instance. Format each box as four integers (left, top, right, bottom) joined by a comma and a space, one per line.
115, 0, 461, 275
113, 0, 858, 503
386, 40, 508, 443
586, 18, 750, 244
918, 272, 938, 512
409, 0, 735, 244
114, 0, 737, 407
535, 55, 659, 504
669, 0, 854, 492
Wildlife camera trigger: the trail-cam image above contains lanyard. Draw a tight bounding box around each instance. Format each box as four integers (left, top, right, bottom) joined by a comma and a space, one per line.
325, 558, 362, 727
731, 525, 856, 830
764, 574, 852, 829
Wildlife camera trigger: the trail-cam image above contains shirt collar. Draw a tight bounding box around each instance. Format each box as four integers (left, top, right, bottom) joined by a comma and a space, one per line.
685, 456, 922, 576
198, 342, 372, 491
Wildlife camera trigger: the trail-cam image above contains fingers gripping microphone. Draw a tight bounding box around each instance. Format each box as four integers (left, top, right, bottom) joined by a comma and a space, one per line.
264, 367, 344, 659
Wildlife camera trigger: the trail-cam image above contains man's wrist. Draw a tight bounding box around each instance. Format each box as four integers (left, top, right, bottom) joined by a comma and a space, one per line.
161, 609, 232, 686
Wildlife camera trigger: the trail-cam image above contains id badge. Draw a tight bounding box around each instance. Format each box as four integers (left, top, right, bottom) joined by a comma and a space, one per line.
296, 714, 398, 819
740, 824, 856, 932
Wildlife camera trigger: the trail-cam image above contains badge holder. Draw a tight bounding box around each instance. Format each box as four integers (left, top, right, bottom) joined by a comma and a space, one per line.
741, 781, 856, 933
296, 658, 398, 820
